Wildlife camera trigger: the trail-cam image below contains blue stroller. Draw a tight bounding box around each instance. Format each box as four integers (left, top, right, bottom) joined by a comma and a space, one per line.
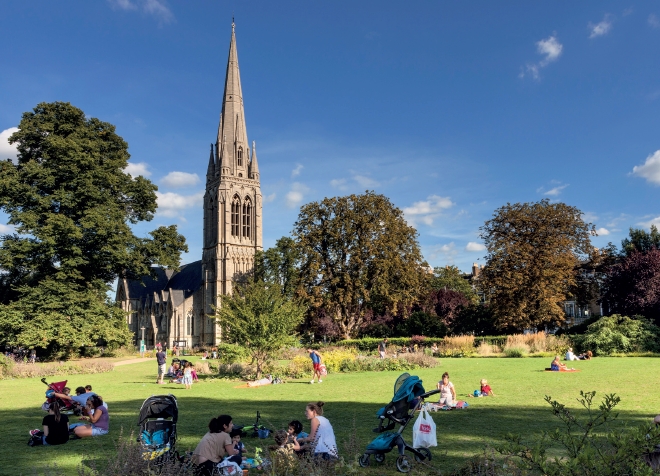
359, 373, 439, 473
137, 394, 178, 464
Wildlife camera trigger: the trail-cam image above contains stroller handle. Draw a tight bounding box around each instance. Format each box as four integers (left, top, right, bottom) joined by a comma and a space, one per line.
419, 389, 441, 399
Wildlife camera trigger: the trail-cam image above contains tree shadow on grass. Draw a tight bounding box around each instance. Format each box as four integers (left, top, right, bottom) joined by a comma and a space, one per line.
8, 394, 655, 476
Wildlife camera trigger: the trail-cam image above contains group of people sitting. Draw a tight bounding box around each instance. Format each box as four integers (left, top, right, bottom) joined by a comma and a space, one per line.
191, 401, 337, 475
550, 349, 593, 371
165, 359, 198, 388
435, 372, 495, 407
31, 385, 109, 446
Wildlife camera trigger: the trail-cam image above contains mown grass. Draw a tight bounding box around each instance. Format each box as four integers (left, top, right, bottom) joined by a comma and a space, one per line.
3, 357, 660, 475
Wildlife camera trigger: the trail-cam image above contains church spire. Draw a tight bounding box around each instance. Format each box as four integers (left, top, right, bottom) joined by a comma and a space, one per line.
250, 140, 260, 180
206, 144, 215, 179
217, 20, 249, 176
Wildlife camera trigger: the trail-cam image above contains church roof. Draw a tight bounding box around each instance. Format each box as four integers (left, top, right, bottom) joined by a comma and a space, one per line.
124, 260, 202, 303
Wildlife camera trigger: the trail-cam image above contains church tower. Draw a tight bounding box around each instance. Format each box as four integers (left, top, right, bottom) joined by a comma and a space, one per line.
202, 22, 263, 340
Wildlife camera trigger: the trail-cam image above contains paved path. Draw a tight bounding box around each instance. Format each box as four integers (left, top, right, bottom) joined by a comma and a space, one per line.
113, 357, 151, 367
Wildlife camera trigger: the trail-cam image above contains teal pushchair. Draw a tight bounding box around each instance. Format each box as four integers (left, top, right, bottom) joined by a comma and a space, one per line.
359, 373, 439, 473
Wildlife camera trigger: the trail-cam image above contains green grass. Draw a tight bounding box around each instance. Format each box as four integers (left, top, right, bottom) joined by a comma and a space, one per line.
3, 357, 660, 475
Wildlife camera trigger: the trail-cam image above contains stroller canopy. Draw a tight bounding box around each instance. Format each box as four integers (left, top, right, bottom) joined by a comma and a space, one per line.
392, 373, 426, 403
138, 394, 178, 425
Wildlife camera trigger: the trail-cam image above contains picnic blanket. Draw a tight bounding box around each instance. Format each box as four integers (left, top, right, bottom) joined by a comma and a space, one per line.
544, 368, 580, 372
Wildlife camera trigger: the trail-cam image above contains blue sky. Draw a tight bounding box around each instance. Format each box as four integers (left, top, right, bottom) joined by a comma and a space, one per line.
1, 1, 660, 277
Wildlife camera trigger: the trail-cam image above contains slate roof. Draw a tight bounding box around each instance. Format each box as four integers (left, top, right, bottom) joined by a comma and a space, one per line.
125, 260, 203, 303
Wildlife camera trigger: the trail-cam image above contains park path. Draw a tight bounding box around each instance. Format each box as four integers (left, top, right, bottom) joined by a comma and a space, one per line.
113, 357, 151, 367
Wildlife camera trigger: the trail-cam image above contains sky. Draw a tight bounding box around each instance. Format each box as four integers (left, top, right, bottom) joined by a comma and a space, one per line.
1, 1, 660, 279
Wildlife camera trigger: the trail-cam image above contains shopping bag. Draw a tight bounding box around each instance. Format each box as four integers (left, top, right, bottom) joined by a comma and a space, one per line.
217, 458, 242, 475
412, 405, 437, 448
319, 364, 327, 376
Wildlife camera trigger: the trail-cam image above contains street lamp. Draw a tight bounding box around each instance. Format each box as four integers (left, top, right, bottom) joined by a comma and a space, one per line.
140, 326, 146, 357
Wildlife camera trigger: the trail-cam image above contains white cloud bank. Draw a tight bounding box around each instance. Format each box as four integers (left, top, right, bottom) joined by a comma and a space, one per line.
596, 227, 610, 236
285, 182, 309, 209
108, 0, 174, 24
403, 195, 454, 226
125, 162, 151, 177
520, 35, 563, 80
589, 15, 613, 38
631, 150, 660, 185
0, 224, 16, 234
161, 171, 200, 188
465, 242, 486, 252
156, 191, 203, 218
0, 127, 19, 162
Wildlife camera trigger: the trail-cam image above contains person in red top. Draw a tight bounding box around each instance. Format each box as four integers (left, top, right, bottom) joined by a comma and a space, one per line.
480, 379, 495, 396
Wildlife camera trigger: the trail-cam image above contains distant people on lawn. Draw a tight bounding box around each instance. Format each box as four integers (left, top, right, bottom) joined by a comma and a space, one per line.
307, 348, 323, 384
565, 347, 579, 361
156, 346, 167, 384
578, 350, 593, 360
551, 355, 571, 371
437, 372, 456, 406
379, 339, 388, 359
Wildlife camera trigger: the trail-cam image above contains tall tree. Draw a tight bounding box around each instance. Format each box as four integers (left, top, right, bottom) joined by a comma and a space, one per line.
430, 265, 478, 303
621, 225, 660, 257
479, 199, 595, 331
0, 102, 187, 300
601, 248, 660, 324
293, 192, 427, 339
214, 281, 306, 378
254, 236, 301, 299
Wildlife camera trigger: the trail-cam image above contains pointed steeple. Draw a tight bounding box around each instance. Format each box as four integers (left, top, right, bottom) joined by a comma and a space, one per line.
206, 144, 215, 179
249, 140, 259, 180
217, 20, 249, 176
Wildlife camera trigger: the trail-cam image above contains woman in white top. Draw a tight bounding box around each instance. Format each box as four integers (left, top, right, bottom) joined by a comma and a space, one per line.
436, 372, 456, 406
300, 401, 338, 460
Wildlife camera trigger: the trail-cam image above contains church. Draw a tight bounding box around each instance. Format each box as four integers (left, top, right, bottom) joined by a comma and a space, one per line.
115, 23, 263, 349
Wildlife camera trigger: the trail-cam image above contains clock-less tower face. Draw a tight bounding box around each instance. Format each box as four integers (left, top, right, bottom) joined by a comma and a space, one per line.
201, 22, 263, 344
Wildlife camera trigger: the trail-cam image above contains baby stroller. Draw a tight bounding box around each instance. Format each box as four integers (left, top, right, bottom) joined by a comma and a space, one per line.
359, 373, 440, 473
40, 378, 76, 414
138, 394, 178, 464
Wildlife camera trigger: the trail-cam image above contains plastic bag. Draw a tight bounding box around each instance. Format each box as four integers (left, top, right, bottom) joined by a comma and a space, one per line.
412, 405, 437, 448
217, 458, 242, 475
319, 364, 327, 376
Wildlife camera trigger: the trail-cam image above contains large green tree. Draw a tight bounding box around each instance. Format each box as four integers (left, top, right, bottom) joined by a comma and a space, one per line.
430, 265, 478, 303
214, 281, 306, 378
0, 102, 187, 354
479, 199, 595, 331
254, 236, 301, 299
293, 191, 427, 339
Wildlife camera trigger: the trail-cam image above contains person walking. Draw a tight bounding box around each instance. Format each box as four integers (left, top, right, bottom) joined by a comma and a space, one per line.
156, 346, 167, 384
378, 339, 388, 359
307, 348, 323, 384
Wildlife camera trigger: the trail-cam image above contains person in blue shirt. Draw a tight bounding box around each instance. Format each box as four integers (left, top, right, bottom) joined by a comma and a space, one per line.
307, 348, 323, 384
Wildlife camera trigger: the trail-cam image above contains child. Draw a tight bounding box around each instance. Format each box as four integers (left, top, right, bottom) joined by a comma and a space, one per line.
182, 361, 193, 389
287, 420, 308, 441
436, 372, 456, 406
470, 379, 495, 397
230, 429, 247, 460
270, 429, 300, 469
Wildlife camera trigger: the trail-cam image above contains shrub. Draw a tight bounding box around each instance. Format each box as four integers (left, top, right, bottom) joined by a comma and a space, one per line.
437, 335, 475, 357
476, 341, 499, 357
216, 343, 250, 364
2, 360, 114, 379
503, 346, 528, 358
0, 354, 14, 379
398, 352, 439, 368
575, 314, 660, 355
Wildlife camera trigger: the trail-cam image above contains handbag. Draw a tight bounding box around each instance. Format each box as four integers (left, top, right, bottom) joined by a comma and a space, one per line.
412, 404, 437, 448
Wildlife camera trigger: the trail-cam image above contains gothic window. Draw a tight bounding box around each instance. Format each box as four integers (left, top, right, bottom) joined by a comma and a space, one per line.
242, 197, 252, 239
231, 195, 240, 236
237, 147, 243, 166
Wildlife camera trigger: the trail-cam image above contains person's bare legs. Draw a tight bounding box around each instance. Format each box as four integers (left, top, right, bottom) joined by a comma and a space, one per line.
74, 425, 94, 438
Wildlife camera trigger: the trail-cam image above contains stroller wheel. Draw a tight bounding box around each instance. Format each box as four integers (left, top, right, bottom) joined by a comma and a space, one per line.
396, 455, 412, 473
358, 454, 370, 467
374, 453, 386, 463
414, 447, 432, 462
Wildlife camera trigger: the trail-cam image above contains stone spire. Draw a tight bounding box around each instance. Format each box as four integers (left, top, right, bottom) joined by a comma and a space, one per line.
249, 140, 259, 180
217, 20, 249, 176
206, 144, 215, 179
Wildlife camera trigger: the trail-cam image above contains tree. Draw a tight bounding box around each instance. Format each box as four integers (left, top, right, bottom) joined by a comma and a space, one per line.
479, 199, 595, 331
254, 236, 301, 299
620, 225, 660, 257
430, 265, 478, 303
293, 192, 427, 339
0, 102, 188, 299
601, 249, 660, 323
214, 281, 306, 378
415, 288, 470, 329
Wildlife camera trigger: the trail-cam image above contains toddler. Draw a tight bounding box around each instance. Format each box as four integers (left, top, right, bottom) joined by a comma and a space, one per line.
182, 362, 193, 389
471, 378, 495, 397
230, 429, 247, 460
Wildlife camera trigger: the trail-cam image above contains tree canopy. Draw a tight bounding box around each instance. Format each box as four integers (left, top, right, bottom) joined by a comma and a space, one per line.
0, 102, 187, 301
430, 265, 478, 303
214, 280, 306, 378
293, 191, 427, 339
479, 199, 595, 331
620, 225, 660, 257
254, 236, 301, 299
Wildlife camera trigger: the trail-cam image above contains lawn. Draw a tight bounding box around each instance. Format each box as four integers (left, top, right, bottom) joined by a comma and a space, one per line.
3, 356, 660, 475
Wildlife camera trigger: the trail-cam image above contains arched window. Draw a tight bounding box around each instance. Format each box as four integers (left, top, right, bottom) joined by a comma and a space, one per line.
231, 195, 240, 236
237, 147, 243, 166
242, 197, 252, 239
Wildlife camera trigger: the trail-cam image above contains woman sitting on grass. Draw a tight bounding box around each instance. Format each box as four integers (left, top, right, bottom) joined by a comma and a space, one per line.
192, 415, 241, 476
551, 355, 570, 371
299, 401, 338, 461
436, 372, 456, 406
71, 395, 109, 437
30, 402, 69, 446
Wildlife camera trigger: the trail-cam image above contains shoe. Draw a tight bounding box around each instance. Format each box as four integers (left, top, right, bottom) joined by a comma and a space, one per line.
29, 429, 40, 436
310, 380, 314, 384
318, 379, 322, 383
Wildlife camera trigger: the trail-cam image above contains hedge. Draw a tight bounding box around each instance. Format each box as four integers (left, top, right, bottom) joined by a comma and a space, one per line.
336, 336, 509, 351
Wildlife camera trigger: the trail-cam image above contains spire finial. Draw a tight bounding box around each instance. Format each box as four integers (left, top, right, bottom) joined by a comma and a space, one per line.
232, 15, 235, 32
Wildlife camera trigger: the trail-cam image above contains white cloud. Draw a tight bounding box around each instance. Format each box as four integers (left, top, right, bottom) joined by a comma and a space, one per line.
353, 174, 380, 188
650, 14, 660, 28
537, 183, 569, 196
0, 127, 19, 163
403, 195, 454, 226
263, 193, 277, 203
330, 178, 348, 191
285, 182, 309, 209
0, 224, 15, 234
156, 191, 203, 217
589, 15, 613, 38
291, 163, 303, 178
125, 162, 151, 177
108, 0, 173, 24
638, 216, 660, 229
160, 171, 200, 188
520, 35, 563, 80
465, 242, 486, 252
596, 227, 611, 236
329, 172, 380, 190
582, 212, 599, 223
428, 242, 458, 263
631, 150, 660, 185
